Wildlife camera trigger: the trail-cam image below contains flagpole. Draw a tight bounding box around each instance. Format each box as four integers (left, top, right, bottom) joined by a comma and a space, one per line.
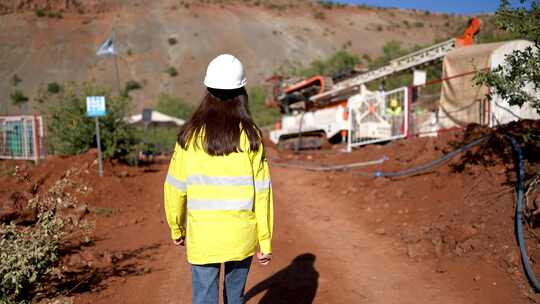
112, 29, 121, 95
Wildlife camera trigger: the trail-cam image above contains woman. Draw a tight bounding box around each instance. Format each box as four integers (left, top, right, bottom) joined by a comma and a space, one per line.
164, 54, 274, 304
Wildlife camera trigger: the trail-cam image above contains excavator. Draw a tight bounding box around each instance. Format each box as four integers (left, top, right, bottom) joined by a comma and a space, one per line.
265, 17, 481, 149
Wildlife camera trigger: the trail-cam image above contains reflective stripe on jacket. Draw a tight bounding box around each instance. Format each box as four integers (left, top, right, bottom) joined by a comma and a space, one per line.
163, 134, 273, 265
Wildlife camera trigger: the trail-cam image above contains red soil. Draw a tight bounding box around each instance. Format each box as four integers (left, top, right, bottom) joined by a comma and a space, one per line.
1, 125, 539, 303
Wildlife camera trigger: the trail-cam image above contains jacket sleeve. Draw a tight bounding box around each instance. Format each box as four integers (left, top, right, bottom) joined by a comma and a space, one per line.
252, 143, 274, 254
164, 143, 187, 240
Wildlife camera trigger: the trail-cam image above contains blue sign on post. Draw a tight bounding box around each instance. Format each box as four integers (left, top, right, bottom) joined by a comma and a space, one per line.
86, 96, 106, 117
86, 96, 106, 177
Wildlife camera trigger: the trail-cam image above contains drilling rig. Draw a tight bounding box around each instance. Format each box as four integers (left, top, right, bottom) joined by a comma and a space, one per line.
266, 17, 481, 149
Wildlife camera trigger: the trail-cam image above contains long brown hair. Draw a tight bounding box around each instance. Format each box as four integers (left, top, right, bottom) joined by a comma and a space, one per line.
177, 87, 262, 156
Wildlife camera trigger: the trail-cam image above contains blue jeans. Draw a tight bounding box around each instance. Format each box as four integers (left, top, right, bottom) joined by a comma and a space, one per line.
191, 257, 252, 304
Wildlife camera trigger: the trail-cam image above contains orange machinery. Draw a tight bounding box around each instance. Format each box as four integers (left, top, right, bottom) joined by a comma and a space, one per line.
265, 17, 482, 115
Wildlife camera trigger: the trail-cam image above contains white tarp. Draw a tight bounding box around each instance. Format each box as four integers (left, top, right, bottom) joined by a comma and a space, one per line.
439, 40, 539, 128
127, 110, 185, 127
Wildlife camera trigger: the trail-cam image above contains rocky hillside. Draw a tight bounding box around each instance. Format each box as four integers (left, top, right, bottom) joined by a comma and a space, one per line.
0, 0, 468, 115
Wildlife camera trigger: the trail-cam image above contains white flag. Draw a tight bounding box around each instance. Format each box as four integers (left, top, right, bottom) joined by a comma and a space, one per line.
96, 36, 116, 56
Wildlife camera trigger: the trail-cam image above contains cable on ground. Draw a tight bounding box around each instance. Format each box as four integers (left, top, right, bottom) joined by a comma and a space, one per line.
270, 155, 388, 172
506, 135, 540, 292
369, 136, 489, 178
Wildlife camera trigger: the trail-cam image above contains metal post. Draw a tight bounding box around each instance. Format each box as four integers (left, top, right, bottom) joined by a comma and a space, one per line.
95, 117, 104, 177
113, 30, 121, 95
33, 115, 40, 164
347, 103, 352, 153
21, 118, 27, 159
403, 87, 409, 138
114, 53, 121, 95
406, 86, 413, 139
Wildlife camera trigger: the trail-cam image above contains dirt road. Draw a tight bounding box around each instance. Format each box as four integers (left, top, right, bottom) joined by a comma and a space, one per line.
73, 151, 524, 303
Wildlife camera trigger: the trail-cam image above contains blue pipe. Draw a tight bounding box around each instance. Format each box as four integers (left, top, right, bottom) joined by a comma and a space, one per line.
506, 135, 540, 292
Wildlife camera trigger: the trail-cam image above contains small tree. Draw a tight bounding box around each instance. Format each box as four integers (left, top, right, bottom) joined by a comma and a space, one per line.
475, 0, 540, 114
10, 90, 29, 114
10, 90, 28, 105
35, 8, 45, 17
123, 80, 142, 96
248, 86, 281, 126
42, 82, 138, 162
298, 50, 361, 78
166, 66, 178, 77
156, 93, 193, 119
47, 82, 61, 94
168, 37, 178, 45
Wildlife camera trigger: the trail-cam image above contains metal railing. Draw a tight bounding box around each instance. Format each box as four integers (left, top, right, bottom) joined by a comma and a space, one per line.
0, 115, 45, 163
347, 87, 408, 151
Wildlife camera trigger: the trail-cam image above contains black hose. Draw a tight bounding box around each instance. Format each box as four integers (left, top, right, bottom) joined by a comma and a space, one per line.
365, 136, 489, 178
506, 135, 540, 292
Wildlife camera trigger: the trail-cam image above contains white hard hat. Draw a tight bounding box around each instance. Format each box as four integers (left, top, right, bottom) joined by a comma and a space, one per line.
203, 54, 247, 90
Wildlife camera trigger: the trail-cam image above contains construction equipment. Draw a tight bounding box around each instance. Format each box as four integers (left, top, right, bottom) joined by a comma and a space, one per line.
265, 75, 334, 114
267, 17, 481, 149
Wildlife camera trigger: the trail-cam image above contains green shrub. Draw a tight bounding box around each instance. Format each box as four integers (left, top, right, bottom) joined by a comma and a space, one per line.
296, 50, 361, 78
266, 3, 287, 11
156, 93, 193, 119
166, 66, 178, 77
365, 41, 443, 91
10, 90, 29, 105
360, 52, 370, 61
168, 37, 178, 45
0, 210, 64, 303
368, 40, 407, 69
47, 11, 62, 18
123, 80, 142, 96
248, 86, 280, 127
43, 82, 138, 162
136, 127, 178, 155
47, 82, 61, 94
318, 0, 335, 9
357, 4, 373, 10
313, 11, 326, 20
414, 21, 424, 28
402, 20, 410, 28
35, 8, 45, 17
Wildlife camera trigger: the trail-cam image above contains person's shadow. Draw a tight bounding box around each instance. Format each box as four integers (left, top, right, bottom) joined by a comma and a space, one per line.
244, 253, 319, 304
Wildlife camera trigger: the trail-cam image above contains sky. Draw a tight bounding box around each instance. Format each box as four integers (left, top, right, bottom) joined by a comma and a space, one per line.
340, 0, 521, 14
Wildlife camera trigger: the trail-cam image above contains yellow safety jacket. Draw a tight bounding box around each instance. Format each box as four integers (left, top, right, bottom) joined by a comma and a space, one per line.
386, 106, 402, 116
163, 133, 273, 265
